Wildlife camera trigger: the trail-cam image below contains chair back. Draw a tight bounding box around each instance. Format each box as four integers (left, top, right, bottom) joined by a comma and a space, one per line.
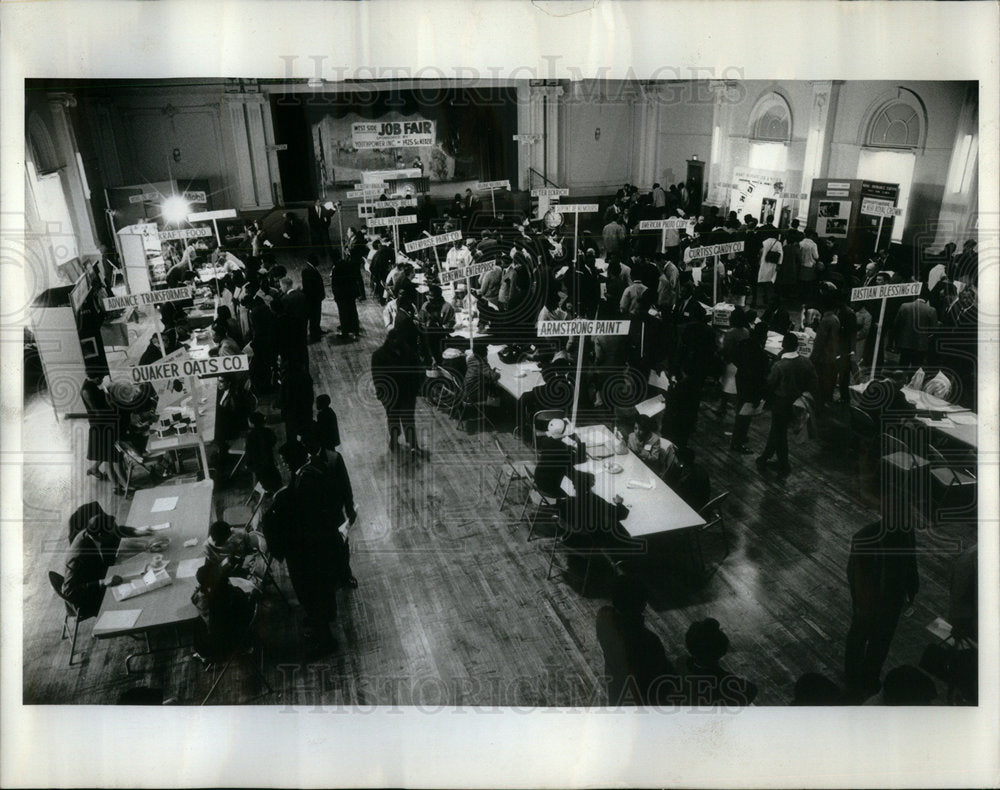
699, 491, 729, 520
849, 406, 875, 436
926, 444, 947, 466
882, 433, 910, 458
48, 570, 78, 616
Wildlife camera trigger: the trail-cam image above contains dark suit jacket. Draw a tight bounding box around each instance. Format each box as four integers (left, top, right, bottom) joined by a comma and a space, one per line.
533, 434, 585, 498
301, 263, 326, 303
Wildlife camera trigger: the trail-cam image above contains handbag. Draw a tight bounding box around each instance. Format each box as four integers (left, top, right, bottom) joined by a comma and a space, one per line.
764, 241, 781, 264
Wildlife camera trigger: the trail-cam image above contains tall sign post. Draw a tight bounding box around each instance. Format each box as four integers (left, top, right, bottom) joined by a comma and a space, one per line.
861, 198, 903, 254
637, 217, 686, 255
851, 281, 922, 381
475, 179, 511, 218
440, 261, 494, 351
537, 318, 631, 424
349, 182, 388, 231
687, 240, 745, 306
366, 214, 417, 260
554, 203, 599, 261
405, 229, 463, 274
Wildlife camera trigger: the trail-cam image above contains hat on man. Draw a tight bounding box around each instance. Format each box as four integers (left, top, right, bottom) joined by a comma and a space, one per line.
546, 418, 569, 439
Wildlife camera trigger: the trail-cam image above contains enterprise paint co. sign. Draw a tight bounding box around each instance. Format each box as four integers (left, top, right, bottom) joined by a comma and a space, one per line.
537, 319, 630, 338
130, 354, 249, 384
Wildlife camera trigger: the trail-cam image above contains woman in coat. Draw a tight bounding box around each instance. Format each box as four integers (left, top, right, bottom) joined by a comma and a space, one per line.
730, 322, 769, 453
81, 373, 128, 494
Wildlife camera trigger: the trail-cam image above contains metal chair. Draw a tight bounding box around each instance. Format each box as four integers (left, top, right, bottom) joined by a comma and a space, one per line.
491, 435, 534, 510
693, 491, 731, 576
432, 365, 465, 417
199, 602, 273, 705
222, 482, 267, 529
227, 436, 247, 479
48, 571, 93, 666
881, 433, 930, 478
927, 444, 977, 518
544, 514, 609, 594
518, 479, 564, 542
115, 441, 170, 498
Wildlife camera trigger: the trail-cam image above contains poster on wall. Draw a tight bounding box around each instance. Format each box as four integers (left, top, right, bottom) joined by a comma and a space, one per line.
816, 200, 851, 238
729, 167, 785, 224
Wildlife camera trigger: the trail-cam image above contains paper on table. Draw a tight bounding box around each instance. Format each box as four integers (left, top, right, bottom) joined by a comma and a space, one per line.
150, 496, 179, 513
950, 413, 977, 425
147, 522, 171, 531
176, 557, 204, 579
647, 370, 671, 392
94, 608, 142, 632
635, 394, 666, 417
626, 479, 655, 490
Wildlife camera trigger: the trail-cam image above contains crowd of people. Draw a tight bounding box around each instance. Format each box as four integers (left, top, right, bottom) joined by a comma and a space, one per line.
67, 177, 978, 700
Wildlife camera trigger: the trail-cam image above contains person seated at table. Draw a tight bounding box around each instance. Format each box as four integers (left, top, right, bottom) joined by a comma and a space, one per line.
662, 445, 710, 511
533, 418, 588, 499
418, 285, 456, 365
204, 520, 266, 587
596, 574, 676, 706
190, 562, 254, 664
314, 394, 341, 453
475, 255, 503, 304
628, 415, 664, 473
451, 282, 478, 318
461, 341, 501, 432
535, 292, 569, 357
517, 349, 575, 443
245, 410, 283, 492
675, 617, 758, 706
62, 513, 152, 617
858, 371, 917, 428
166, 260, 197, 290
208, 320, 241, 358
385, 261, 413, 300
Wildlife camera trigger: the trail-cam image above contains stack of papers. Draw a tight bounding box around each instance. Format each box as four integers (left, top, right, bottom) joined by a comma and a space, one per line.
112, 567, 172, 601
150, 496, 178, 513
94, 609, 142, 632
626, 479, 655, 490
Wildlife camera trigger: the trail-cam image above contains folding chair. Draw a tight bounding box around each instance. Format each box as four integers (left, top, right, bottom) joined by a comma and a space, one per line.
222, 482, 267, 528
532, 409, 566, 456
199, 602, 273, 705
491, 435, 534, 510
227, 436, 247, 479
545, 514, 609, 595
518, 479, 563, 542
115, 441, 170, 498
48, 571, 94, 666
693, 492, 731, 576
927, 444, 976, 518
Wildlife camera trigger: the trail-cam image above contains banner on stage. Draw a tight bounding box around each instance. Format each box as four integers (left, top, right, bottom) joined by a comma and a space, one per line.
530, 187, 569, 197
851, 282, 922, 302
860, 198, 902, 218
188, 208, 237, 222
476, 180, 511, 191
130, 353, 250, 384
366, 214, 417, 228
158, 227, 213, 241
405, 230, 463, 253
439, 261, 493, 284
352, 120, 435, 149
537, 319, 630, 338
687, 240, 745, 260
103, 287, 193, 312
352, 182, 387, 192
555, 204, 599, 213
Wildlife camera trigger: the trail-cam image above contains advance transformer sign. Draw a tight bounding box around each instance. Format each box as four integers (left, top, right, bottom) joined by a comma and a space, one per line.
352, 120, 436, 149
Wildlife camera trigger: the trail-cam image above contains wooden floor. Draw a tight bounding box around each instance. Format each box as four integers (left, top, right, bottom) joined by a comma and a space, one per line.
21, 273, 977, 706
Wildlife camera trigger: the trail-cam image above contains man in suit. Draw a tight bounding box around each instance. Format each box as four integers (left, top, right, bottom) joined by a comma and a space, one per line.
890, 286, 939, 369
276, 276, 309, 365
755, 332, 818, 478
307, 199, 335, 263
300, 254, 327, 342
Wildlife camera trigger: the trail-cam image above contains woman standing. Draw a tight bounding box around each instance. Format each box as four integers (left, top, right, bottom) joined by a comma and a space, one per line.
730, 322, 769, 454
81, 373, 128, 494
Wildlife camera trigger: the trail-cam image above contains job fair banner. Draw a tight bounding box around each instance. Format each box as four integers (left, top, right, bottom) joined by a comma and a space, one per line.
729, 167, 786, 225
352, 119, 436, 149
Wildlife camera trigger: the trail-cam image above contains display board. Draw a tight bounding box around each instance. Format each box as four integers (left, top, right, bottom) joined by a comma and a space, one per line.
729, 167, 786, 225
806, 178, 900, 264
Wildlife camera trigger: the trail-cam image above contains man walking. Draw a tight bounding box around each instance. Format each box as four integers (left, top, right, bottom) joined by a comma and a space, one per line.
756, 333, 818, 477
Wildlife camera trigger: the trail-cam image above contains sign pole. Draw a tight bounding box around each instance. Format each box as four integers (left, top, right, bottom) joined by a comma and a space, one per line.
573, 213, 580, 262
869, 298, 887, 382
571, 329, 586, 425
337, 208, 346, 260
874, 216, 884, 255
467, 272, 475, 352
490, 187, 496, 218
661, 227, 667, 255
713, 254, 719, 306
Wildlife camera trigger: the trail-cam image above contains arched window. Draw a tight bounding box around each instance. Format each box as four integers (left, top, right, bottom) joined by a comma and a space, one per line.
751, 96, 792, 143
866, 101, 921, 149
748, 93, 791, 172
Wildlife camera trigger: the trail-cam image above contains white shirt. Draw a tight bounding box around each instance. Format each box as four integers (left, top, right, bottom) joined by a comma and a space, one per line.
928, 263, 946, 292
445, 245, 471, 271
799, 237, 819, 269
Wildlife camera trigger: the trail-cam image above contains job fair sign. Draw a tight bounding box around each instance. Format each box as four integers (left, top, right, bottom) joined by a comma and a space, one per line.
352, 120, 436, 149
130, 353, 249, 384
